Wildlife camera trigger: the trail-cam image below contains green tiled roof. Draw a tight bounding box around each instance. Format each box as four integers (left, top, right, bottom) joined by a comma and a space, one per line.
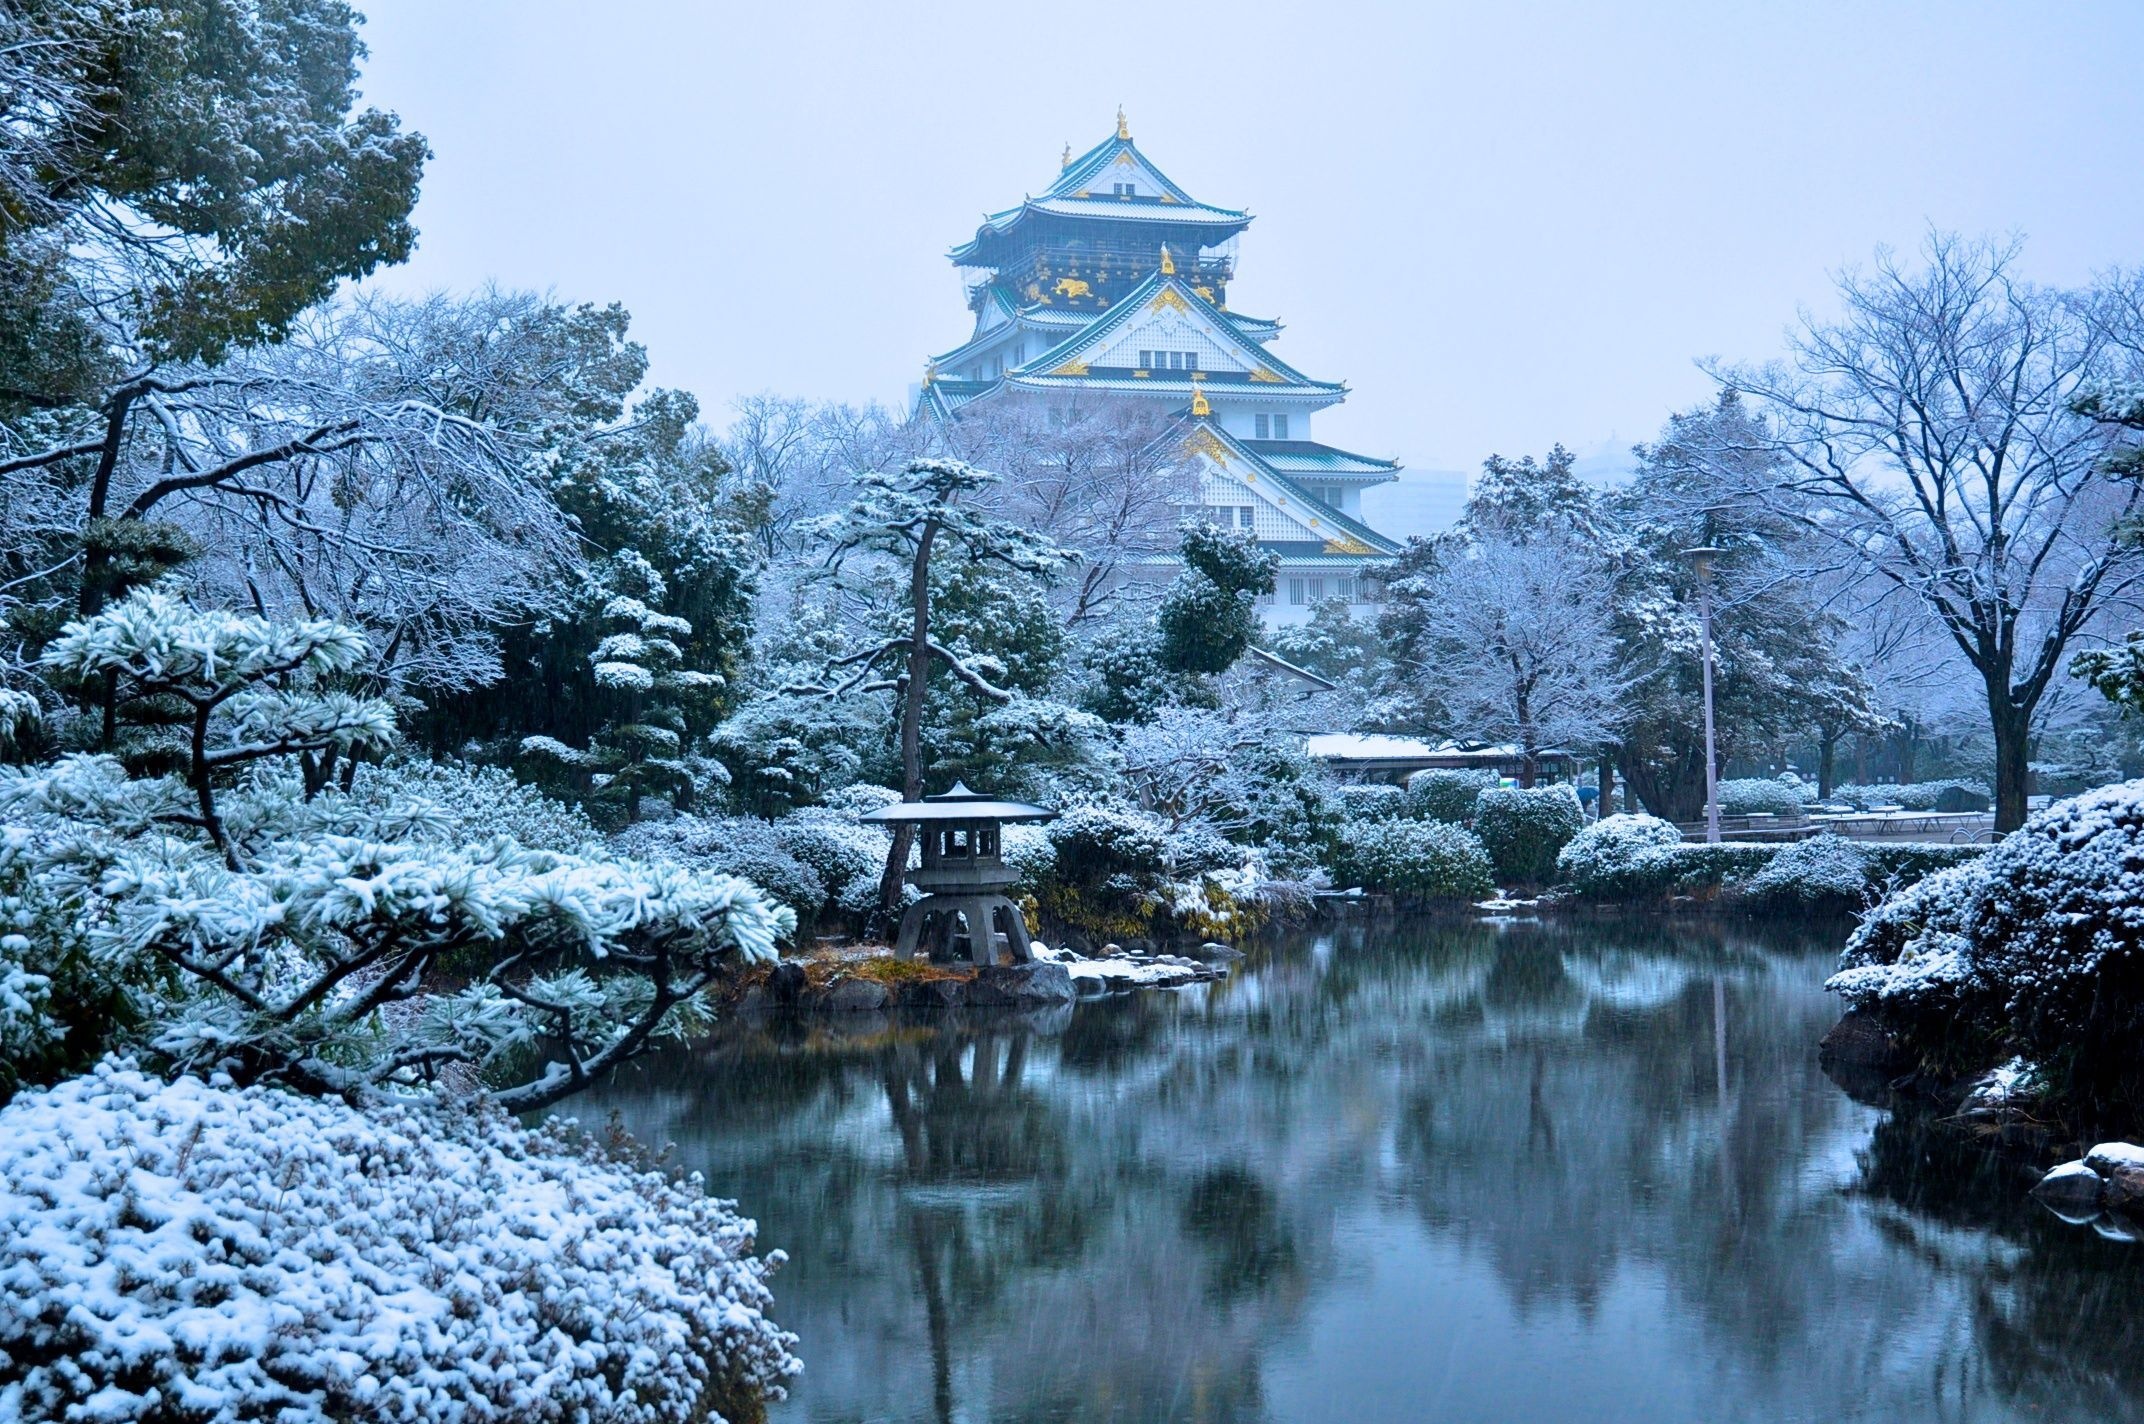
1241, 439, 1400, 476
1005, 269, 1342, 394
950, 128, 1251, 266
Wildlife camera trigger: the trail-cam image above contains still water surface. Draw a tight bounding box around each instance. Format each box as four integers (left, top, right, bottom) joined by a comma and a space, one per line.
584, 915, 2144, 1423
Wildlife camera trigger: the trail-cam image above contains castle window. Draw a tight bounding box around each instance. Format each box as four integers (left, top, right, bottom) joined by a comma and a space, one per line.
1272, 413, 1291, 439
1255, 414, 1270, 438
1238, 506, 1255, 529
1334, 578, 1357, 601
1139, 350, 1152, 369
1288, 578, 1307, 606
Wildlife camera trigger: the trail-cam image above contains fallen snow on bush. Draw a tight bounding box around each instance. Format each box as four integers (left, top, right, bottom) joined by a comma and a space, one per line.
1829, 780, 2144, 1099
0, 1062, 799, 1423
1555, 812, 1683, 889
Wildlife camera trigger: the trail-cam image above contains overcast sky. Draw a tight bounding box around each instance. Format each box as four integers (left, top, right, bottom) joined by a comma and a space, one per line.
353, 1, 2144, 532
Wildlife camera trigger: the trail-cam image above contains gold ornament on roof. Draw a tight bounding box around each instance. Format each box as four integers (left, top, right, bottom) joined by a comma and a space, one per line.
1061, 142, 1073, 169
1185, 428, 1230, 464
1248, 367, 1284, 383
1190, 373, 1210, 418
922, 360, 937, 387
1117, 106, 1130, 140
1159, 244, 1175, 276
1150, 287, 1190, 314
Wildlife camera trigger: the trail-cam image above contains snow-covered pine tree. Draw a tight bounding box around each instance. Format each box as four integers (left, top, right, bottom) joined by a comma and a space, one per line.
792, 457, 1072, 914
520, 554, 727, 824
13, 587, 790, 1108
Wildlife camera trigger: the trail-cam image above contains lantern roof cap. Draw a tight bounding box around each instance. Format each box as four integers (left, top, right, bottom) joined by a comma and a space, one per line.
857, 782, 1056, 823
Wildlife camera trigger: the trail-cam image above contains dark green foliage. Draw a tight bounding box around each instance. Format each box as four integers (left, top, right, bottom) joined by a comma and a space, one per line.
1328, 817, 1495, 901
1404, 769, 1496, 824
1156, 522, 1278, 677
920, 560, 1069, 793
2, 0, 427, 388
1080, 625, 1200, 723
1471, 785, 1586, 884
2074, 632, 2144, 717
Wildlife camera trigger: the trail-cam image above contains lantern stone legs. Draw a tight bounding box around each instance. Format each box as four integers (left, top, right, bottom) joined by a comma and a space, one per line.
893, 893, 1035, 966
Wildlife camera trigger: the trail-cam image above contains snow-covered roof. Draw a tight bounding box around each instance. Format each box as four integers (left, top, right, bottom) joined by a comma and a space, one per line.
949, 124, 1251, 267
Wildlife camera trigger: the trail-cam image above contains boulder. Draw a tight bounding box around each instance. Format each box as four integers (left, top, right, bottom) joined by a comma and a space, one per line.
2031, 1159, 2106, 1217
767, 962, 808, 1005
1193, 941, 1246, 962
2086, 1143, 2144, 1211
818, 976, 891, 1013
966, 962, 1075, 1007
1818, 1011, 1911, 1072
898, 976, 969, 1010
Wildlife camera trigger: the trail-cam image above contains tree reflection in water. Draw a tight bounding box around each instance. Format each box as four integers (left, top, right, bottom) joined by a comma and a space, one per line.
582, 916, 2144, 1424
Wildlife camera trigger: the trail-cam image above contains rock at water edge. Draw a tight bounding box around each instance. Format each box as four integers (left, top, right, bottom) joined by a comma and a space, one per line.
2031, 1159, 2105, 1218
967, 962, 1075, 1007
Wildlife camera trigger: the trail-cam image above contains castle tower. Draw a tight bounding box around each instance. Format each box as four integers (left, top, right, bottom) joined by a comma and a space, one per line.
920, 115, 1403, 623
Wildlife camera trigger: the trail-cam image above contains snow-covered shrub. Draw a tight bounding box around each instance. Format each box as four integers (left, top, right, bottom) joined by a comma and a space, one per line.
1830, 780, 1991, 812
773, 806, 892, 918
1037, 802, 1172, 939
328, 759, 602, 853
1046, 802, 1170, 885
1328, 817, 1495, 901
0, 1063, 799, 1423
1404, 768, 1497, 824
709, 689, 885, 818
1000, 822, 1057, 893
1743, 834, 1873, 909
1661, 842, 1782, 892
1555, 813, 1684, 890
1337, 783, 1408, 821
1165, 820, 1250, 876
1830, 780, 2144, 1106
1864, 843, 1987, 885
1715, 776, 1813, 816
821, 782, 902, 817
1557, 837, 1776, 902
1472, 785, 1586, 884
614, 814, 827, 929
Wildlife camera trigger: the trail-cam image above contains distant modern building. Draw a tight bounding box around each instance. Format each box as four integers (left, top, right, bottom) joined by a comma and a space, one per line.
918, 111, 1404, 624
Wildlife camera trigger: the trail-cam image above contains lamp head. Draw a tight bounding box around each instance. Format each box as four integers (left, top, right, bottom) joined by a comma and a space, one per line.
1682, 545, 1725, 579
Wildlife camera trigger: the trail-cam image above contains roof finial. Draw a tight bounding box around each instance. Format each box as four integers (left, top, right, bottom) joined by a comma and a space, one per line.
1116, 105, 1130, 141
922, 359, 936, 387
1061, 141, 1073, 169
1158, 243, 1175, 276
1190, 372, 1210, 419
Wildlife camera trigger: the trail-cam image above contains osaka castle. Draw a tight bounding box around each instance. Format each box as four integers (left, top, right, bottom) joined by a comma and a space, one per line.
917, 110, 1403, 624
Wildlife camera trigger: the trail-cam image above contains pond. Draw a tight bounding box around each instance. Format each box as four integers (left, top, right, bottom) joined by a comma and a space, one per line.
581, 914, 2144, 1423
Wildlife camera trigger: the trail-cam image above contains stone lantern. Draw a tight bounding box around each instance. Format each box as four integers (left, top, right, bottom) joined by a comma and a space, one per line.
859, 782, 1054, 965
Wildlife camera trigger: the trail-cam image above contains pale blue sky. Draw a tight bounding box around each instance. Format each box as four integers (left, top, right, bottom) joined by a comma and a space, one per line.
354, 2, 2144, 532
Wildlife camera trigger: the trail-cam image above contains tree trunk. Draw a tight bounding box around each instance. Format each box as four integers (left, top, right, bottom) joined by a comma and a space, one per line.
878, 521, 941, 916
1597, 757, 1616, 818
1816, 730, 1839, 800
1991, 699, 2032, 833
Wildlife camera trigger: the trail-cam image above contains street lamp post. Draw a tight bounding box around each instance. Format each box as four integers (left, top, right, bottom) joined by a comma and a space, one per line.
1684, 547, 1725, 845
